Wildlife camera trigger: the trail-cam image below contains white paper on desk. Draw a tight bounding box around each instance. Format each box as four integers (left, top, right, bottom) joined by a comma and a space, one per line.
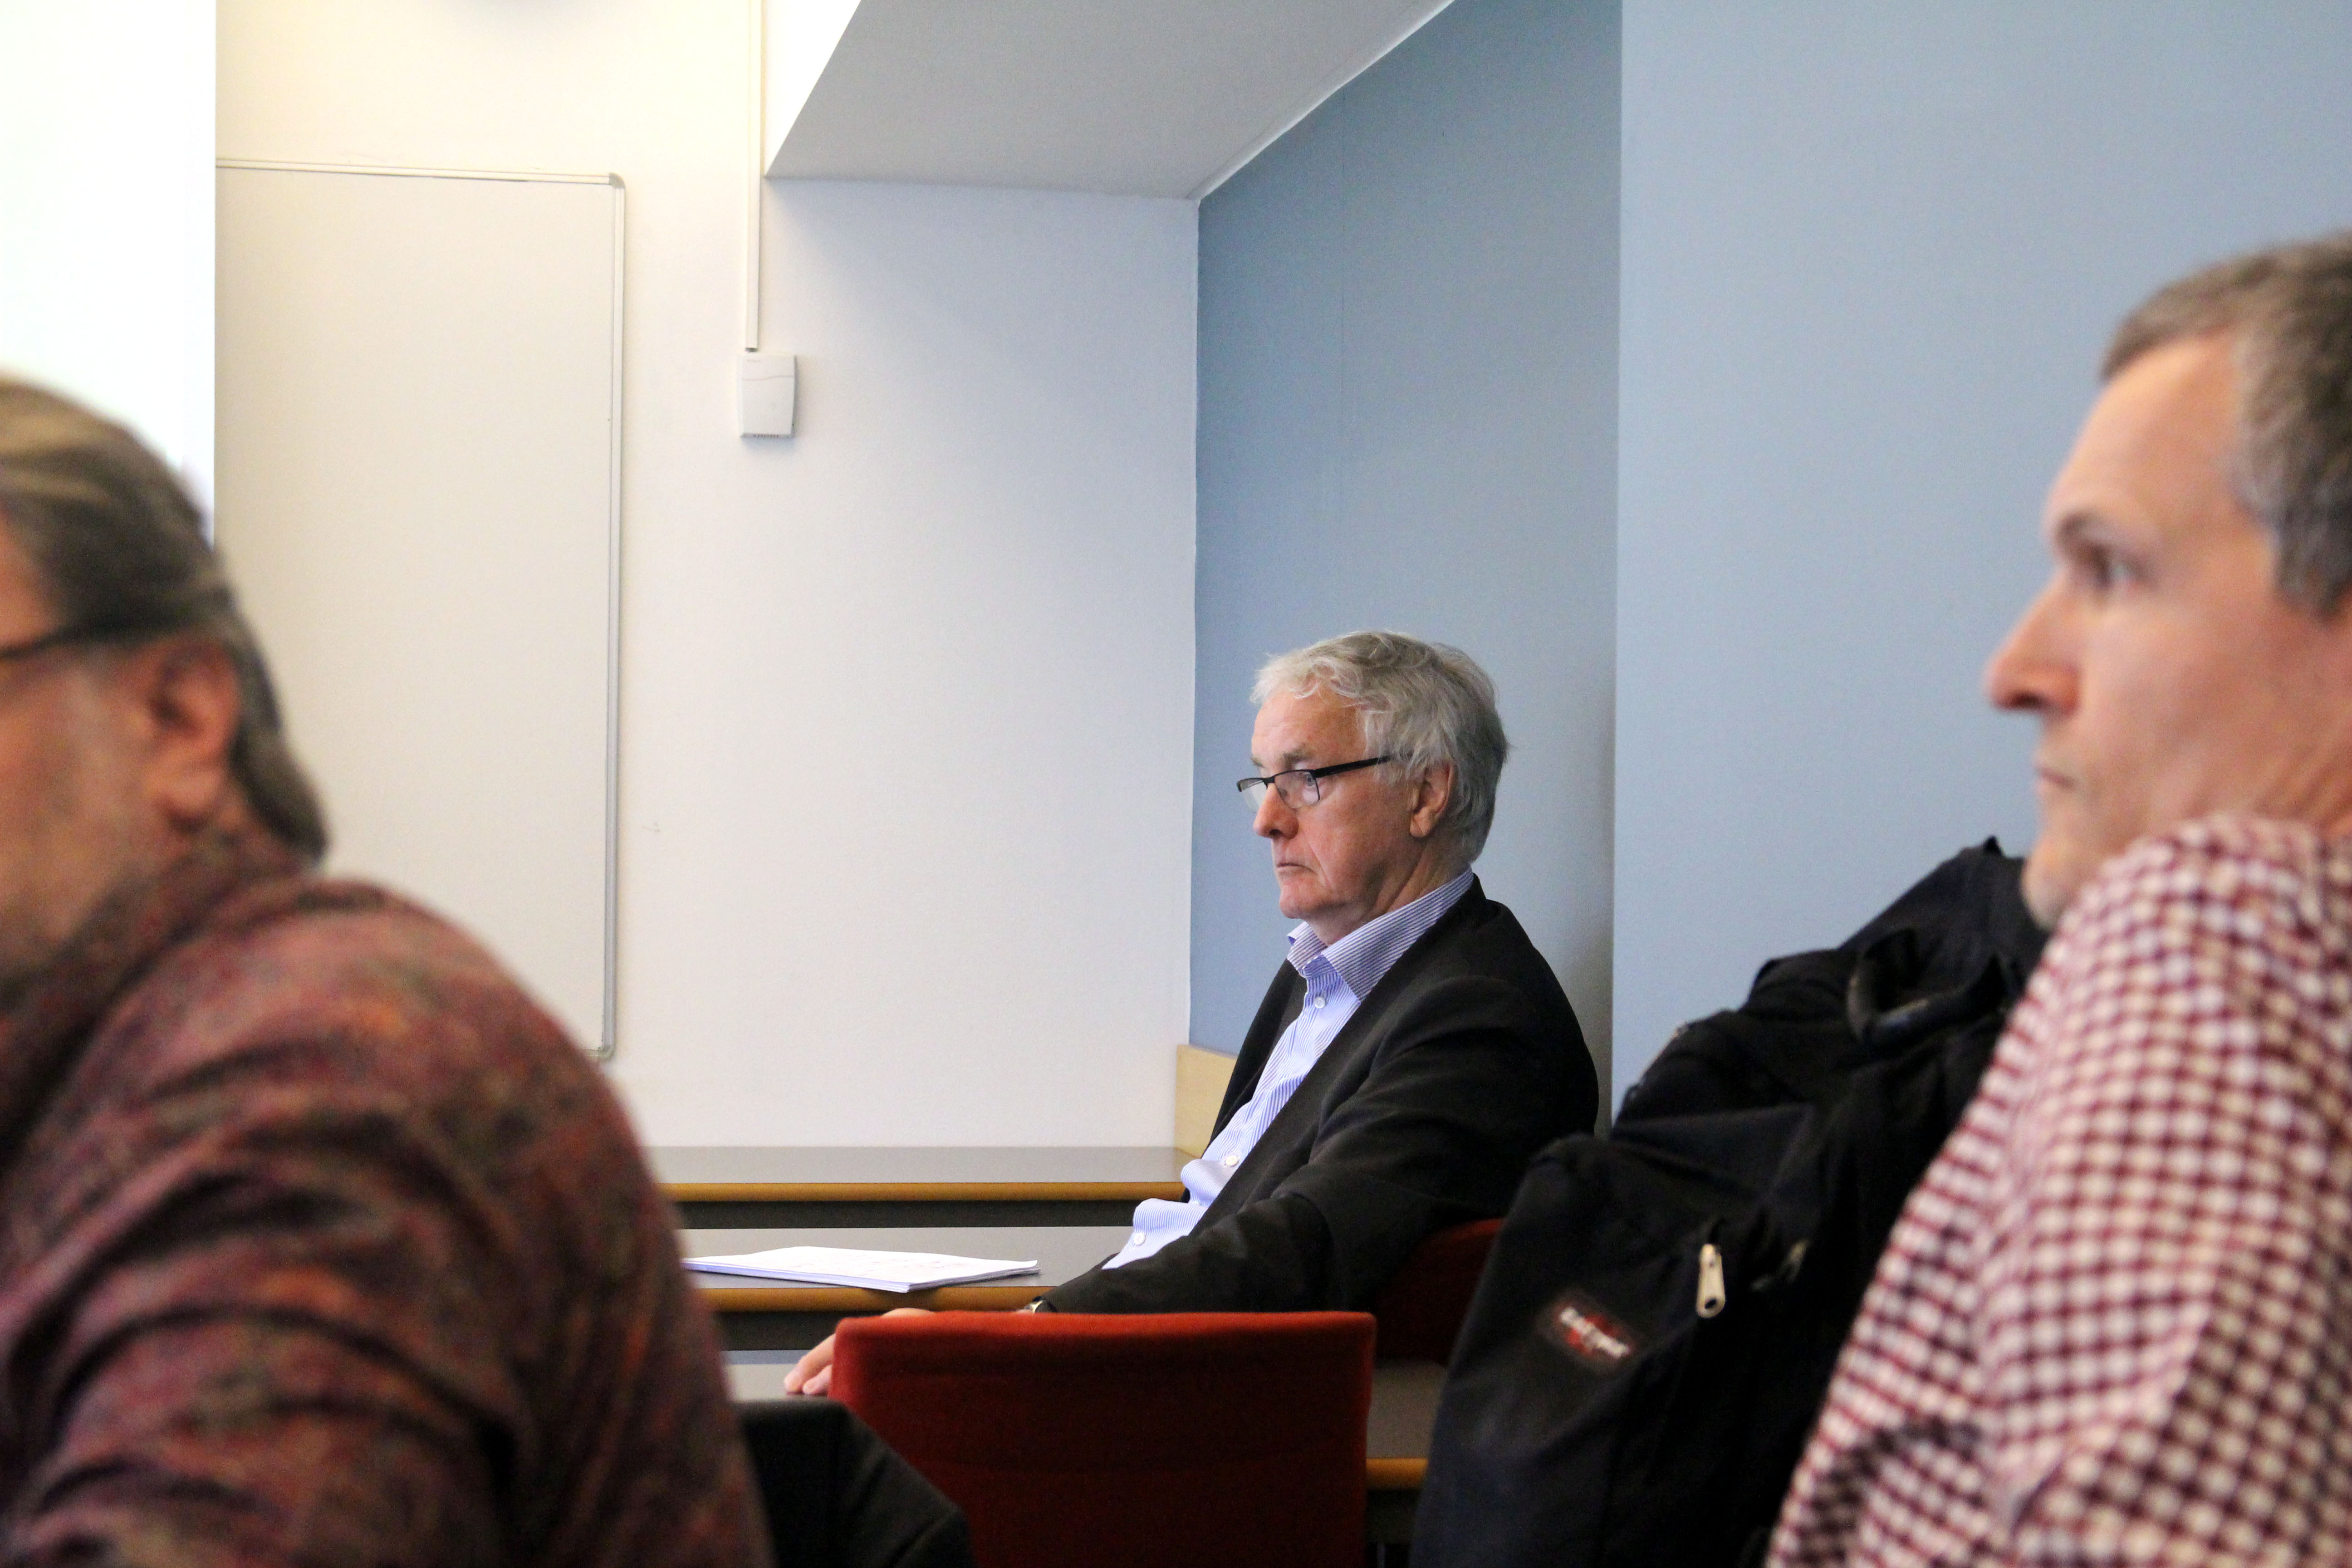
683, 1246, 1040, 1293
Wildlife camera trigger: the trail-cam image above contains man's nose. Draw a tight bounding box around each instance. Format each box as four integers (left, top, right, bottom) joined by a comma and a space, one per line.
1253, 785, 1290, 839
1984, 580, 2077, 715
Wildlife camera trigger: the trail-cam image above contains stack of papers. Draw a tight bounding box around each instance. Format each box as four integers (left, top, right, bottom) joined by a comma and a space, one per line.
685, 1245, 1040, 1293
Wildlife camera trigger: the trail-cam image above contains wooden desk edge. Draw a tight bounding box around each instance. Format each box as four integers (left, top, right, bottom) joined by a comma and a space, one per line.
704, 1283, 1048, 1312
1364, 1458, 1427, 1491
667, 1181, 1185, 1203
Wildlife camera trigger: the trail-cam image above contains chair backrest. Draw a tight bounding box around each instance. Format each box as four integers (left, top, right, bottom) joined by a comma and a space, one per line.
833, 1310, 1375, 1568
1372, 1218, 1503, 1362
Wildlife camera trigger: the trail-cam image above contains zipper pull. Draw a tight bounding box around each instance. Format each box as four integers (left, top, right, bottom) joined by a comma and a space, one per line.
1696, 1241, 1727, 1319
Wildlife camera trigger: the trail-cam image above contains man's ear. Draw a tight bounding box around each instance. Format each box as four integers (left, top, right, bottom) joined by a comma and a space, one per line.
122, 636, 245, 833
1406, 761, 1455, 840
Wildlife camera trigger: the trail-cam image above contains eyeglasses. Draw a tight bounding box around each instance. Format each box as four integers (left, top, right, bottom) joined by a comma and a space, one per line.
1235, 755, 1392, 809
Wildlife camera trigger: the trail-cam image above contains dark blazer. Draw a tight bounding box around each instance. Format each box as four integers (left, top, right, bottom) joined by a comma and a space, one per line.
1047, 879, 1597, 1313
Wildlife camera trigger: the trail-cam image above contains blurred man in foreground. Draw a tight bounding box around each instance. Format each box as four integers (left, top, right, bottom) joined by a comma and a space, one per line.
0, 378, 765, 1567
1773, 235, 2352, 1563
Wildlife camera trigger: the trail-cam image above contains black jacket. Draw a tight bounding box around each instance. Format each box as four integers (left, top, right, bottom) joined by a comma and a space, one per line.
1047, 879, 1597, 1312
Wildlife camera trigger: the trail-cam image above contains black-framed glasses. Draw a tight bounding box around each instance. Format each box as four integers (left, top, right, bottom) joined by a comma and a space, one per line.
1236, 755, 1392, 809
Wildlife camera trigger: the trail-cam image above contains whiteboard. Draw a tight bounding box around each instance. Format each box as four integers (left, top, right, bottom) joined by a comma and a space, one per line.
215, 162, 623, 1055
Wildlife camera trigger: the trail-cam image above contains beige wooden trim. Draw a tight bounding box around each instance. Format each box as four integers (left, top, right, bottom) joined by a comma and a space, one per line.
1175, 1044, 1237, 1156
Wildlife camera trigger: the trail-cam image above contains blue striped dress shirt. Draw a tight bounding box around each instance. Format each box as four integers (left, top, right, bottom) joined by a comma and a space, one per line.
1104, 868, 1475, 1269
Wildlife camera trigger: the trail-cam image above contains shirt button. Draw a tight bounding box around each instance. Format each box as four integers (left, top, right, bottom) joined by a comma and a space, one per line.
1313, 996, 1326, 1009
1223, 1155, 1239, 1167
1131, 1233, 1145, 1246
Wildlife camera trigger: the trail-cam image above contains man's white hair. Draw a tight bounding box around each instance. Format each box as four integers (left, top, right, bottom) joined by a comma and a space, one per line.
1253, 630, 1508, 862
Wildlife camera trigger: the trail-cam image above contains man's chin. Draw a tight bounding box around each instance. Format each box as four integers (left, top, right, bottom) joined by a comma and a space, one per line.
2020, 842, 2087, 930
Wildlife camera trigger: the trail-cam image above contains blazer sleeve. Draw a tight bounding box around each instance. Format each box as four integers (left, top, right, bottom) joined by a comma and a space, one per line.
1046, 967, 1589, 1313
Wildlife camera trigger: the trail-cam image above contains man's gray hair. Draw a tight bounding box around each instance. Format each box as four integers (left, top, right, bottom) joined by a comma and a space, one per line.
0, 378, 327, 860
1253, 630, 1508, 862
2106, 231, 2352, 615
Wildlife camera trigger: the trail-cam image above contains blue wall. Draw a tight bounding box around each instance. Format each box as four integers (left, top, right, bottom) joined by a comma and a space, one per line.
1612, 1, 2352, 1098
1191, 0, 1622, 1091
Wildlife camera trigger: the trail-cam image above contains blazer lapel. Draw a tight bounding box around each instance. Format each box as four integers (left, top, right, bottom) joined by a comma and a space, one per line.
1213, 966, 1305, 1137
1212, 880, 1491, 1202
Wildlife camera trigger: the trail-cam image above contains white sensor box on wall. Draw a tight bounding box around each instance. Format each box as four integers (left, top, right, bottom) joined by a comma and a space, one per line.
739, 353, 797, 437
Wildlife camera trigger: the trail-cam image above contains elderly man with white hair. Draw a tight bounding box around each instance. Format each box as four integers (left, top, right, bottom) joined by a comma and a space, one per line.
790, 630, 1596, 1391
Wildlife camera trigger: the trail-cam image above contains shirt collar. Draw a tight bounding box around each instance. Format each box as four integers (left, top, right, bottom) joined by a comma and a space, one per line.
1287, 868, 1475, 1001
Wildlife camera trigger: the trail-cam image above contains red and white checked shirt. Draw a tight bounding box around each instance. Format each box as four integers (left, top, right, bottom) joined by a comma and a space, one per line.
1771, 815, 2352, 1567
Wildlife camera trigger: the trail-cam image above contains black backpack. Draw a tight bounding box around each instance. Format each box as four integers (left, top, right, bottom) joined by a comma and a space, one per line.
1411, 842, 2045, 1568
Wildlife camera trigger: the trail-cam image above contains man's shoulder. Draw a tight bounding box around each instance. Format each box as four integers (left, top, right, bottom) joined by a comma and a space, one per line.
2024, 814, 2352, 1106
91, 872, 610, 1143
1396, 885, 1566, 997
1350, 885, 1581, 1058
2066, 814, 2352, 969
161, 872, 565, 1034
15, 875, 755, 1568
36, 871, 663, 1294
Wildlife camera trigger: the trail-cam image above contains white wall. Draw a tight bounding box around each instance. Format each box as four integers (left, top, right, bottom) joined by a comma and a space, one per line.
220, 0, 1199, 1146
0, 1, 215, 502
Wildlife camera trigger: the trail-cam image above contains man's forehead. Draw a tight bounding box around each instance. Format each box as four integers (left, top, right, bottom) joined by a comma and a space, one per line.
1251, 686, 1365, 763
2043, 335, 2242, 544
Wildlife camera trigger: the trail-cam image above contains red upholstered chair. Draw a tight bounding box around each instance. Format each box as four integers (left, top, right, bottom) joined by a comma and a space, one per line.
1370, 1218, 1503, 1362
832, 1310, 1375, 1568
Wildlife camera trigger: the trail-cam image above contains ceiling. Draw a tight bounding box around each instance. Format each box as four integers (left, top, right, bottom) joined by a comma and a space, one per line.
766, 0, 1457, 199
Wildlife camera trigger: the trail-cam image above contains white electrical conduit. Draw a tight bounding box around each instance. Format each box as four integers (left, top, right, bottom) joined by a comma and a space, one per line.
745, 0, 764, 352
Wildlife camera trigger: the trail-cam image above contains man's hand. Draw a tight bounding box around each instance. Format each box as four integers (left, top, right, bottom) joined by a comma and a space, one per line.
783, 1308, 932, 1396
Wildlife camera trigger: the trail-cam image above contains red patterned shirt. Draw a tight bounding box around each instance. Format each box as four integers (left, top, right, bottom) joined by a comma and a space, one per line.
1771, 815, 2352, 1566
0, 828, 768, 1568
